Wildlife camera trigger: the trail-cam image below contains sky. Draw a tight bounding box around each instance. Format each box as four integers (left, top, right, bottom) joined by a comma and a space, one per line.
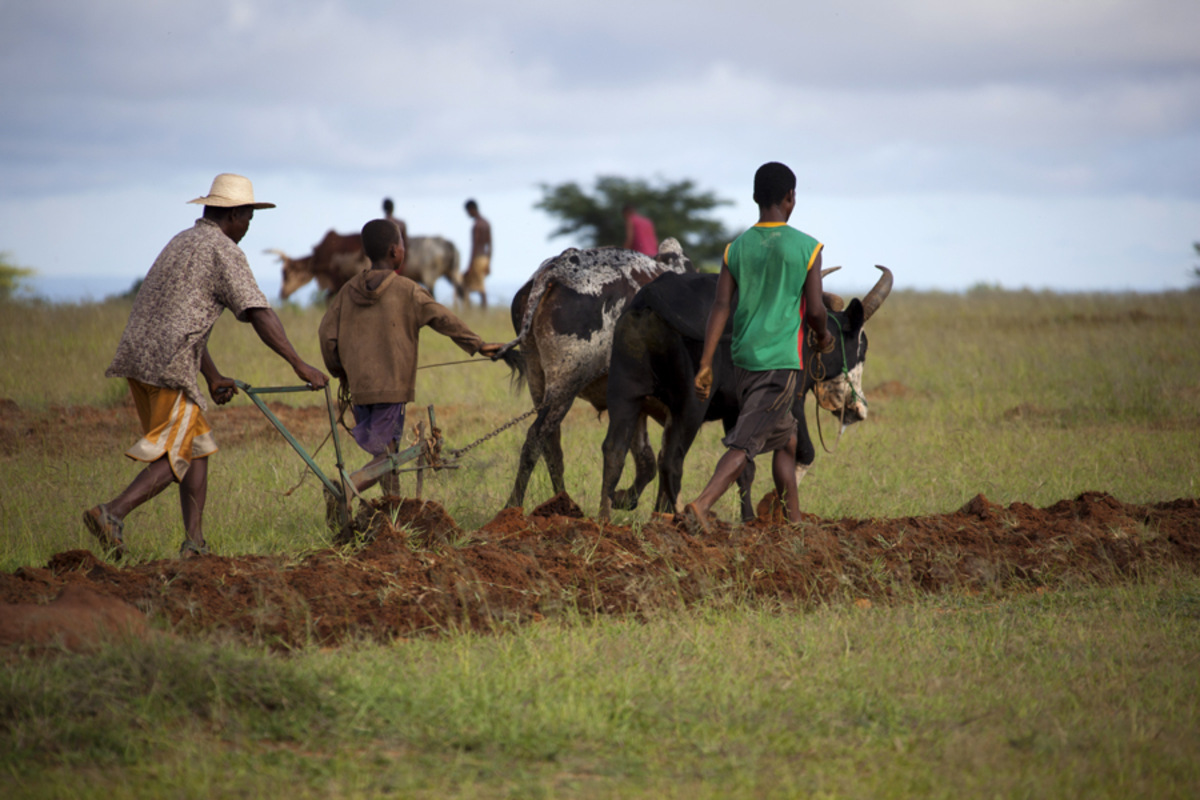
1, 0, 1198, 304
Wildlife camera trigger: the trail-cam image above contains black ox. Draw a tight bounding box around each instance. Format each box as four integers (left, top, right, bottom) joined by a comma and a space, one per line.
598, 266, 893, 521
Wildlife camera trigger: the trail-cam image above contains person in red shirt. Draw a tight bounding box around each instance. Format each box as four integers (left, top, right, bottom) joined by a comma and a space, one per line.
622, 204, 658, 256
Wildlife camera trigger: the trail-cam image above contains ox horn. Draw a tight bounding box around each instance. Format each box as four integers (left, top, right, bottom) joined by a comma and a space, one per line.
820, 266, 844, 311
861, 265, 893, 322
263, 248, 290, 261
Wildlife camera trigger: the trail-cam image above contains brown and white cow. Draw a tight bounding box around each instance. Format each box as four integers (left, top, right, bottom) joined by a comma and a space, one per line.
270, 230, 366, 300
496, 239, 695, 509
269, 232, 466, 301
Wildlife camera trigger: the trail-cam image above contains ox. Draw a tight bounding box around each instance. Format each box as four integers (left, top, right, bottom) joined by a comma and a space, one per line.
270, 232, 466, 301
499, 239, 695, 509
599, 265, 893, 521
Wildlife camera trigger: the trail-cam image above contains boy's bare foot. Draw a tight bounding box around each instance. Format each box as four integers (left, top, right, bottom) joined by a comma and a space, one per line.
683, 503, 711, 536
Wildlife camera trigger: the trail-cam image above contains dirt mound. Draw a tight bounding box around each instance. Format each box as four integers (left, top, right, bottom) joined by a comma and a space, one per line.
2, 492, 1197, 650
530, 491, 585, 520
0, 583, 155, 653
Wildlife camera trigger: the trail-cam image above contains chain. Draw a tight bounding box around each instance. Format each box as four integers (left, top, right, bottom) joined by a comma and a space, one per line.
446, 406, 542, 458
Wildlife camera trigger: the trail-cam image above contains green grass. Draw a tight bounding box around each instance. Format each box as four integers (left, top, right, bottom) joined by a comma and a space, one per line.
5, 572, 1199, 798
2, 289, 1198, 567
2, 289, 1199, 796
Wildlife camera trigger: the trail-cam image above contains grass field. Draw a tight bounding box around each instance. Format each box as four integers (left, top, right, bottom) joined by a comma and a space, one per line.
2, 287, 1199, 797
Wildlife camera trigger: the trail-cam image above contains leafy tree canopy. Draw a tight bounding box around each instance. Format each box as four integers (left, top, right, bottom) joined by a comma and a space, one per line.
535, 176, 735, 267
0, 251, 35, 301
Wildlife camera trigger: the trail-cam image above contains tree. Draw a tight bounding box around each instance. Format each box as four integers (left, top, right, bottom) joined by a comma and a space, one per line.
535, 176, 734, 268
1193, 242, 1200, 283
0, 251, 34, 301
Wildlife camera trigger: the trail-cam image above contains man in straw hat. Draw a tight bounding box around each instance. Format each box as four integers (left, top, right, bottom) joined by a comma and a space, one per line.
84, 173, 328, 560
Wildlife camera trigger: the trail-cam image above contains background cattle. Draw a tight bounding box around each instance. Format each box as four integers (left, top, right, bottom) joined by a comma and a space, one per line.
270, 230, 366, 300
599, 266, 893, 522
270, 232, 466, 301
498, 239, 695, 510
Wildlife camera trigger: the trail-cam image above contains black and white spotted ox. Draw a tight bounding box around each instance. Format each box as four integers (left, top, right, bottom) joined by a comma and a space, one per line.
599, 266, 893, 521
499, 239, 695, 509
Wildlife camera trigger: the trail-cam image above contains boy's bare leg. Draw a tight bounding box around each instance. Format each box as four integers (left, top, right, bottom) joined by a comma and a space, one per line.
180, 456, 208, 548
380, 439, 401, 496
771, 435, 801, 522
684, 449, 748, 534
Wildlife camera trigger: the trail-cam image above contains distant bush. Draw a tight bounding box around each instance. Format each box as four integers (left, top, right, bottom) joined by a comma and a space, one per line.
0, 251, 35, 301
108, 277, 144, 301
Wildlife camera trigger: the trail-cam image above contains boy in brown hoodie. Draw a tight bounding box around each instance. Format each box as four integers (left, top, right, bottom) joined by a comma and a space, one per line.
319, 218, 502, 496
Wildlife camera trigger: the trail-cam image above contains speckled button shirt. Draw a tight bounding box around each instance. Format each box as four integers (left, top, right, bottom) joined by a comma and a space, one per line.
105, 218, 269, 409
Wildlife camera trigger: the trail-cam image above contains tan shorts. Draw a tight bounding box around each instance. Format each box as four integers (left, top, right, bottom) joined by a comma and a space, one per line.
463, 255, 490, 292
124, 379, 217, 479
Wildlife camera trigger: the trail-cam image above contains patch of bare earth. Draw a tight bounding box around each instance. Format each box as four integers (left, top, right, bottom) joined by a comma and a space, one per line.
0, 398, 339, 459
2, 491, 1197, 650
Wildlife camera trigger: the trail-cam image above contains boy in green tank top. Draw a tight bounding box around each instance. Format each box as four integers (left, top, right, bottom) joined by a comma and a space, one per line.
684, 162, 835, 535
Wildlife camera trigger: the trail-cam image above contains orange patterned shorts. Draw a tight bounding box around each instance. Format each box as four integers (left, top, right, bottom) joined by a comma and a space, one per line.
124, 379, 218, 479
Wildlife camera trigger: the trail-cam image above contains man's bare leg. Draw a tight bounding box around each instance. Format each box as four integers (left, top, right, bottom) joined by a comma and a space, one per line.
180, 456, 208, 550
684, 448, 748, 534
107, 457, 176, 520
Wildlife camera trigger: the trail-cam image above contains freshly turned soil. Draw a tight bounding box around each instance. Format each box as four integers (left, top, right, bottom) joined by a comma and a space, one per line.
3, 490, 1197, 650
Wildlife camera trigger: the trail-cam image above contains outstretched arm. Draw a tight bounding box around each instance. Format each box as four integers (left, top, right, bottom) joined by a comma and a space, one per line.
244, 307, 329, 389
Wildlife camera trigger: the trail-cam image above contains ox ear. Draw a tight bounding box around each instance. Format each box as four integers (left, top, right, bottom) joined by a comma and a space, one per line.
845, 297, 866, 332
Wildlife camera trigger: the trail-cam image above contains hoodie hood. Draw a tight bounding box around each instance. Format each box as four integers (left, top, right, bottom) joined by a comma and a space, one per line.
346, 269, 395, 307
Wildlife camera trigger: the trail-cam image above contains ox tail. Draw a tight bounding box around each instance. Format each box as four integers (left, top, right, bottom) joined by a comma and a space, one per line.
493, 346, 527, 393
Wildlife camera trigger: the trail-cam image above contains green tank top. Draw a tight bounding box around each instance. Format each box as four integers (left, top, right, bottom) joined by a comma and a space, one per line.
725, 223, 822, 371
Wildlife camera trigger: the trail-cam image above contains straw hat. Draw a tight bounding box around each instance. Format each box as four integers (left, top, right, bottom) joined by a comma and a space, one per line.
187, 173, 276, 209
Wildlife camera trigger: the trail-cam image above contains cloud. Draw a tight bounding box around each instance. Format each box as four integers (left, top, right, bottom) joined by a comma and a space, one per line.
1, 0, 1198, 293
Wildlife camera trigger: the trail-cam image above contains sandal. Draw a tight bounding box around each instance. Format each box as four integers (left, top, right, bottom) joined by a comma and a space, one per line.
83, 505, 127, 559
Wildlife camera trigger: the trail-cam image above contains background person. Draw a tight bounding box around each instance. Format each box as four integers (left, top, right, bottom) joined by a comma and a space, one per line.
622, 204, 658, 256
382, 197, 409, 251
463, 199, 491, 308
683, 162, 834, 535
84, 173, 328, 560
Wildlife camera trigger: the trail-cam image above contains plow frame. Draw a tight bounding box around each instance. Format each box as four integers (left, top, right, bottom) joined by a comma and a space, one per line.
233, 380, 449, 526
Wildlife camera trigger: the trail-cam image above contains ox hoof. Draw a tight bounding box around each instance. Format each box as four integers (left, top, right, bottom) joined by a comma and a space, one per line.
610, 490, 639, 511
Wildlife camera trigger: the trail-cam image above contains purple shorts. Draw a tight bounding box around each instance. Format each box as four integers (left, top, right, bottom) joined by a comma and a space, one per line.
350, 403, 406, 456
